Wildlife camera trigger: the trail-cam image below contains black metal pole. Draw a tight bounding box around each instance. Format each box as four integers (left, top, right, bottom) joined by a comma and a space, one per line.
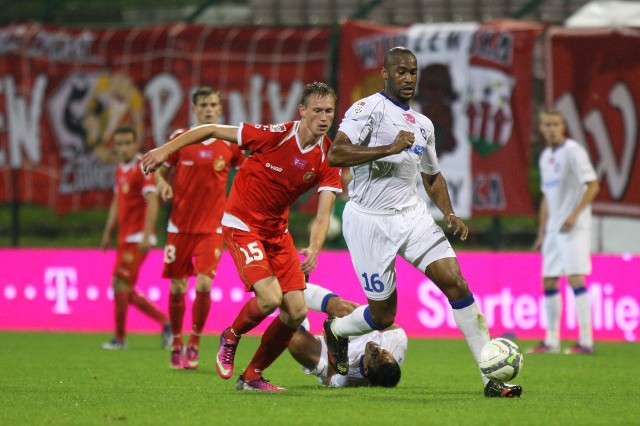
10, 168, 19, 247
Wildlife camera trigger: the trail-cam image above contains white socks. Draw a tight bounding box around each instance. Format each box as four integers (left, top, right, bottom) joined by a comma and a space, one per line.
544, 291, 562, 348
331, 305, 374, 336
574, 291, 594, 347
452, 302, 491, 385
304, 283, 337, 313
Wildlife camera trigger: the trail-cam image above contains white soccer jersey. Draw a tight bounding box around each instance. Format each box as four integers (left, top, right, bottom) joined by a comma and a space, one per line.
338, 92, 440, 211
539, 138, 597, 232
328, 327, 408, 388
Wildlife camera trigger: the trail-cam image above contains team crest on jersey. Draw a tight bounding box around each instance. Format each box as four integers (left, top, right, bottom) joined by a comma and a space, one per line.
354, 101, 366, 114
123, 251, 134, 264
121, 182, 130, 194
214, 248, 221, 259
213, 158, 226, 171
303, 171, 316, 182
270, 124, 286, 132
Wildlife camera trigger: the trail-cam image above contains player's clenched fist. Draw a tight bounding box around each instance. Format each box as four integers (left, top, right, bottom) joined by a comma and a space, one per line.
142, 148, 168, 174
389, 130, 414, 155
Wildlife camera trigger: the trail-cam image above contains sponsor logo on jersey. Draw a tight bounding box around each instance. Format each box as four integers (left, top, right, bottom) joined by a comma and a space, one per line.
354, 101, 366, 114
292, 157, 307, 170
199, 150, 213, 159
402, 113, 416, 124
405, 144, 425, 156
303, 171, 316, 182
265, 162, 283, 172
270, 124, 286, 132
213, 158, 226, 171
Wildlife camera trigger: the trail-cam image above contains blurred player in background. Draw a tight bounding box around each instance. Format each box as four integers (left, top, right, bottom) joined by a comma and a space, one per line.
289, 283, 406, 388
142, 82, 342, 391
154, 87, 245, 369
528, 108, 600, 355
324, 47, 521, 398
101, 126, 171, 350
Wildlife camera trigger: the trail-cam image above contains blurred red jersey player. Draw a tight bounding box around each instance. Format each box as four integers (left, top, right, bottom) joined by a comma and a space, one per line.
101, 126, 170, 350
155, 87, 245, 369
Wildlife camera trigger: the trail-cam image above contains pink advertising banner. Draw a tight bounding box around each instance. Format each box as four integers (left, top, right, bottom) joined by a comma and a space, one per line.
0, 249, 638, 342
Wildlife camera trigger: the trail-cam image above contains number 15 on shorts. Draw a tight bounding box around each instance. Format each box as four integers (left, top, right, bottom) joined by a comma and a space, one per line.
240, 242, 264, 264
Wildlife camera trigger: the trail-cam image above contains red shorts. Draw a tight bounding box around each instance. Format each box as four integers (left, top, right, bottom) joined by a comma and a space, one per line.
162, 232, 224, 279
113, 243, 146, 285
223, 227, 305, 293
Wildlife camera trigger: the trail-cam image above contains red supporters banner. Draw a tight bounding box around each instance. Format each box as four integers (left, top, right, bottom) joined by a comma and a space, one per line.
337, 20, 407, 120
546, 28, 640, 217
339, 20, 540, 217
0, 23, 331, 212
468, 20, 542, 216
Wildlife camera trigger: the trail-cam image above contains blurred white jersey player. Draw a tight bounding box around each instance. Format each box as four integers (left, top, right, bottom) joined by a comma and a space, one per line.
528, 108, 599, 355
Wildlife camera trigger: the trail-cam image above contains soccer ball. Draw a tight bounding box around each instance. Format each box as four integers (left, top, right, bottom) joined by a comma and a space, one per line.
478, 338, 523, 382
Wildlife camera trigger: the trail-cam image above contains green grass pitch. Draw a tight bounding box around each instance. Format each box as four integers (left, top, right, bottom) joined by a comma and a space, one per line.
1, 332, 637, 425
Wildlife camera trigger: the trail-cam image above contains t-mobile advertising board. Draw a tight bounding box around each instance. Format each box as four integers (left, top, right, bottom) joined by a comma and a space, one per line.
0, 249, 637, 342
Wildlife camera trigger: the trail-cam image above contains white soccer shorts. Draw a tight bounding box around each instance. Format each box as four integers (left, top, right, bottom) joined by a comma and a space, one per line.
342, 200, 456, 301
542, 227, 592, 277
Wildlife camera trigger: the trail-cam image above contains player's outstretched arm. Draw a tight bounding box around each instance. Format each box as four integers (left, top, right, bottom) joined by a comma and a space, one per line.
142, 124, 238, 173
328, 131, 414, 167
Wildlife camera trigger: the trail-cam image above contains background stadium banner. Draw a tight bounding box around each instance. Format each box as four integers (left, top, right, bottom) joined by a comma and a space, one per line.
546, 27, 640, 217
468, 20, 542, 216
339, 20, 540, 218
0, 23, 331, 212
1, 249, 637, 342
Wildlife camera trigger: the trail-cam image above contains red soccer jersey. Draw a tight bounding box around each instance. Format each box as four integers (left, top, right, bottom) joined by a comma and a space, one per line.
115, 155, 157, 244
224, 121, 342, 237
165, 129, 245, 234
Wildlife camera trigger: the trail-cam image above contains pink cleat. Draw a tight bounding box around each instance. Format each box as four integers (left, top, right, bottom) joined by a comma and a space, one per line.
564, 344, 595, 354
216, 329, 238, 379
170, 347, 184, 370
525, 343, 560, 354
236, 375, 285, 391
184, 345, 199, 370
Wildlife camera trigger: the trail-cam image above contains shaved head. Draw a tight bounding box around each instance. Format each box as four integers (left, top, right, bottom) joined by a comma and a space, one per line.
384, 46, 416, 69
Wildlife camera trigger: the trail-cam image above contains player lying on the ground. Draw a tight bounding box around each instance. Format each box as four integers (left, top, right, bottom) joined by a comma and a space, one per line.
288, 283, 407, 387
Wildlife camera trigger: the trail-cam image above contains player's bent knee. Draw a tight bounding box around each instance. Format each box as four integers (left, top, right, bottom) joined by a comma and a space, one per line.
440, 276, 471, 300
368, 311, 394, 330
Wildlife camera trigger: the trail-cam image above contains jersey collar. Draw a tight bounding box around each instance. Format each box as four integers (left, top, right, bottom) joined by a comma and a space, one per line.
379, 91, 410, 111
359, 355, 366, 377
120, 154, 141, 172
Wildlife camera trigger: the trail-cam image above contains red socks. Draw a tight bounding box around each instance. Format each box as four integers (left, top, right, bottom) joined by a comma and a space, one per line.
169, 293, 186, 347
230, 297, 269, 337
114, 291, 130, 341
187, 290, 211, 347
243, 317, 296, 382
130, 291, 168, 324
